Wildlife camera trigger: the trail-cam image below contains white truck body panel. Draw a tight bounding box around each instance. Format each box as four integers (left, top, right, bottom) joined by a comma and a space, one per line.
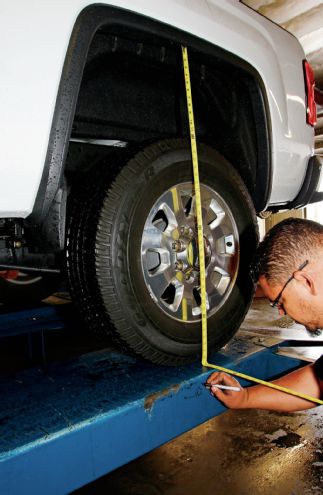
0, 0, 313, 217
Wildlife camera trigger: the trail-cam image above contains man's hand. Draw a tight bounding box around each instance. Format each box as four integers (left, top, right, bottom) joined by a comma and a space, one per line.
207, 364, 320, 412
206, 372, 249, 409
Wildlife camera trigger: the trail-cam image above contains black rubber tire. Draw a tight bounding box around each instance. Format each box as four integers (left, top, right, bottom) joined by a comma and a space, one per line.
0, 273, 61, 307
66, 139, 258, 365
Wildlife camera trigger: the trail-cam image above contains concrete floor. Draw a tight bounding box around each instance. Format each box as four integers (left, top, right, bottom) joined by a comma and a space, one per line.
73, 299, 323, 495
74, 405, 323, 495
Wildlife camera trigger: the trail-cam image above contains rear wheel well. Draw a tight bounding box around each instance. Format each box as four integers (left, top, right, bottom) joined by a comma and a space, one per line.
28, 5, 271, 254
68, 22, 270, 209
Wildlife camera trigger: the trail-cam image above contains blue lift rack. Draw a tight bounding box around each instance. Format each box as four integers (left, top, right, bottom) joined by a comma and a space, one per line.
0, 305, 305, 495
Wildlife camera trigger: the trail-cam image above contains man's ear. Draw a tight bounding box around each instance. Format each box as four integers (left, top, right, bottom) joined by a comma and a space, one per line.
294, 271, 317, 295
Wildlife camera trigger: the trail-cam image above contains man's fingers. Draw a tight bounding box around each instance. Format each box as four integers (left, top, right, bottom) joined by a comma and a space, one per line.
206, 371, 226, 385
206, 371, 240, 388
210, 385, 226, 398
205, 372, 248, 409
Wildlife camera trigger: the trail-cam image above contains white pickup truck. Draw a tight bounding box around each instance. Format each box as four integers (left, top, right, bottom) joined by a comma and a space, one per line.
0, 0, 321, 364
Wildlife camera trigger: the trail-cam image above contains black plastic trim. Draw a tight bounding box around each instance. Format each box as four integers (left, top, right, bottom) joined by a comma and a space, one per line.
268, 155, 323, 211
249, 81, 272, 212
27, 4, 272, 229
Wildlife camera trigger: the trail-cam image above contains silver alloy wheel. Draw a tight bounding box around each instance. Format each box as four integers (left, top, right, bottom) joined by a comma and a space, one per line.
141, 182, 240, 322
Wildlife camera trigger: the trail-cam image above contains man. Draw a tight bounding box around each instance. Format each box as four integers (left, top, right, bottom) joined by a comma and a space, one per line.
207, 217, 323, 412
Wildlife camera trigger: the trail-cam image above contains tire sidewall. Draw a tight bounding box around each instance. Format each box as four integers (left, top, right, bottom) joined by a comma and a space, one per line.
102, 141, 257, 357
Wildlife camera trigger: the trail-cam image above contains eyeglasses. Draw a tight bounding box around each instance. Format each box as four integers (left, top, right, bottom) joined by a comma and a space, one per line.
270, 260, 309, 309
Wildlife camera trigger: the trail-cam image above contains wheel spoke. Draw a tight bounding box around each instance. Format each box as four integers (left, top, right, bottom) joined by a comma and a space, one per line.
191, 290, 210, 316
144, 248, 171, 276
160, 202, 179, 234
175, 295, 195, 320
213, 234, 236, 258
161, 283, 210, 320
145, 265, 173, 299
207, 198, 226, 230
160, 279, 185, 313
209, 267, 231, 296
141, 224, 165, 250
154, 187, 187, 234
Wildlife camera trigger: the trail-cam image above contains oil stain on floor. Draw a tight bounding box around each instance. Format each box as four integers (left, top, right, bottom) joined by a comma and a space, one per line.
74, 405, 323, 495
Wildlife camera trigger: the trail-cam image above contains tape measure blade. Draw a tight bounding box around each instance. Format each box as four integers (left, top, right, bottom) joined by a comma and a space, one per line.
182, 45, 208, 360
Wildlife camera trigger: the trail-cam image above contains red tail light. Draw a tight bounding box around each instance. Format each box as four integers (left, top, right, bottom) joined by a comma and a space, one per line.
303, 60, 317, 126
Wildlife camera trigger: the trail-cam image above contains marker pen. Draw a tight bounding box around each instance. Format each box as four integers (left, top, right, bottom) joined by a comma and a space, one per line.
203, 383, 241, 392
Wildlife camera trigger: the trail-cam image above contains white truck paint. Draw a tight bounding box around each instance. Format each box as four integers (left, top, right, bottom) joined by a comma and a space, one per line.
0, 0, 315, 217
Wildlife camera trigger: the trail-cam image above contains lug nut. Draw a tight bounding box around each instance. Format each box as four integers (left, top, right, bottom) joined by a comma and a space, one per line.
180, 225, 194, 239
175, 261, 184, 271
172, 240, 183, 252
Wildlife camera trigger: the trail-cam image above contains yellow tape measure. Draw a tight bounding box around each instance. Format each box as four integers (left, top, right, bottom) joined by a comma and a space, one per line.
181, 46, 208, 360
181, 45, 323, 406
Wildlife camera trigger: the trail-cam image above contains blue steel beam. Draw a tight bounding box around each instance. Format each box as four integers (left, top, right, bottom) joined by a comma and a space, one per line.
0, 305, 65, 336
0, 335, 304, 495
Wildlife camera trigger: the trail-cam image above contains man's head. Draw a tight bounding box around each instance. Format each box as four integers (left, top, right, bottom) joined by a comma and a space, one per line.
251, 217, 323, 333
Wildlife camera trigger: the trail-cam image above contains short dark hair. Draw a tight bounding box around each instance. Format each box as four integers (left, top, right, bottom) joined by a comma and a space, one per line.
250, 217, 323, 285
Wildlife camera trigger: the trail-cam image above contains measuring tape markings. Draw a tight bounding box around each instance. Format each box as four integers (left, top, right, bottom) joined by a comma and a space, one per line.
181, 45, 323, 406
181, 46, 208, 356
